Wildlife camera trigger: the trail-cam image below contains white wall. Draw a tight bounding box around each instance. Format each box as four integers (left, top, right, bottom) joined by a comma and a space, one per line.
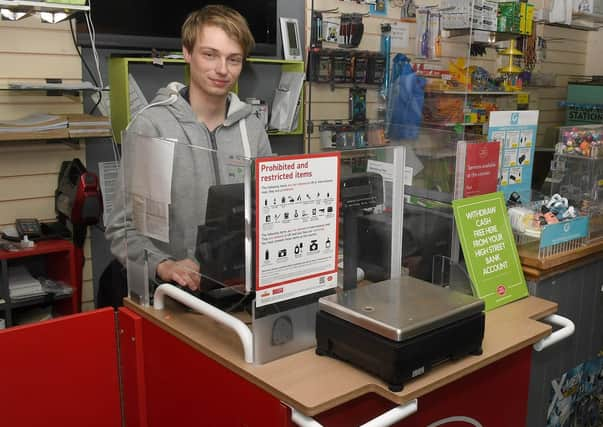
585, 30, 603, 75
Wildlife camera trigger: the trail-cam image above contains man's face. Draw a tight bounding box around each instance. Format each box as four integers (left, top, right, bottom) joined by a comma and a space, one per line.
183, 25, 244, 98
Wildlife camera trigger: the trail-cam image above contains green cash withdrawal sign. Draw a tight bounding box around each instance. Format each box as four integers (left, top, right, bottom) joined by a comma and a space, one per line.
453, 192, 528, 311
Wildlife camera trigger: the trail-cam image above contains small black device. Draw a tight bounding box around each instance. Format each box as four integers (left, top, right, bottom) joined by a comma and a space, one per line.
15, 218, 42, 239
340, 172, 384, 209
340, 172, 384, 290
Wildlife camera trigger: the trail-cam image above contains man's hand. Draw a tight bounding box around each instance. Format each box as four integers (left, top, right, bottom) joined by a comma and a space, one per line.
156, 259, 201, 291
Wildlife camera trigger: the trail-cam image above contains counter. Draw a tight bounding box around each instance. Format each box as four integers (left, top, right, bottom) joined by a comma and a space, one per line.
121, 295, 558, 426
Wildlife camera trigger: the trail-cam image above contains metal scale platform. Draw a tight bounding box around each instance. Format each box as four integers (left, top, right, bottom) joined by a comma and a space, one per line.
316, 276, 485, 391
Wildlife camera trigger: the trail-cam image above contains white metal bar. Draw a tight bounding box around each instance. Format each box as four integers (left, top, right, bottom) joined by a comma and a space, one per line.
153, 284, 254, 363
360, 399, 418, 427
290, 409, 323, 427
533, 314, 575, 352
243, 162, 253, 293
290, 399, 418, 427
389, 146, 405, 279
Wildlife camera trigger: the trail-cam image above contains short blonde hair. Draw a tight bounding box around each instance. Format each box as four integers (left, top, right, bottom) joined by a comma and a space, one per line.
181, 5, 255, 57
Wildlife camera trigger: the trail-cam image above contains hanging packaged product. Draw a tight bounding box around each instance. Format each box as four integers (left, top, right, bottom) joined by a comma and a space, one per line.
332, 51, 350, 83
416, 8, 431, 58
367, 52, 386, 85
367, 122, 387, 146
353, 53, 369, 83
319, 122, 337, 149
318, 50, 333, 83
349, 87, 367, 123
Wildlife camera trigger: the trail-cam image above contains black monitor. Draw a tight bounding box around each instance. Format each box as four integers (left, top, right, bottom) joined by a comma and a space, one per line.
195, 183, 253, 295
76, 0, 277, 56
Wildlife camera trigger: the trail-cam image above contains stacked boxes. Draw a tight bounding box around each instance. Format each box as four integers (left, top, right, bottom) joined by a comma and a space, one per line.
440, 0, 533, 34
480, 0, 498, 31
441, 0, 498, 31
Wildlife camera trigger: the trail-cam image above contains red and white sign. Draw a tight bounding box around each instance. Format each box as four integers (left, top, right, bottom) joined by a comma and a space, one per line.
255, 153, 340, 307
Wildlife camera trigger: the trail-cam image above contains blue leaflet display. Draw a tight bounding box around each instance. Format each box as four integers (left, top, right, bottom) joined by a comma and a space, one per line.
539, 216, 589, 248
487, 111, 539, 203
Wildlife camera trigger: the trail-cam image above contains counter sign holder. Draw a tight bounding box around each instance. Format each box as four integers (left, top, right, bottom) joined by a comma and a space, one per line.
255, 153, 340, 308
453, 192, 528, 310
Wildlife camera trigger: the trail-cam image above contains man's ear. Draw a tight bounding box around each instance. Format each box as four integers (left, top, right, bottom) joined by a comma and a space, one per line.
183, 47, 191, 63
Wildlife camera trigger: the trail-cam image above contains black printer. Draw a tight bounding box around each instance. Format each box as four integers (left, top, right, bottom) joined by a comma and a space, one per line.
316, 276, 485, 391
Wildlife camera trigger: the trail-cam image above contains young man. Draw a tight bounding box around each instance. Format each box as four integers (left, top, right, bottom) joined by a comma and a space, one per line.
106, 5, 272, 292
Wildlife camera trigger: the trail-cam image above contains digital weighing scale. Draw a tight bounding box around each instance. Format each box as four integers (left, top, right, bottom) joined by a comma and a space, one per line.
316, 276, 485, 391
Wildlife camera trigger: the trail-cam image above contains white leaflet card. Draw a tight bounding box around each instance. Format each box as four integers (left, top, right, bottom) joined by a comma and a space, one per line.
391, 22, 410, 49
127, 134, 174, 203
366, 159, 414, 186
124, 133, 174, 243
99, 160, 120, 226
132, 194, 170, 243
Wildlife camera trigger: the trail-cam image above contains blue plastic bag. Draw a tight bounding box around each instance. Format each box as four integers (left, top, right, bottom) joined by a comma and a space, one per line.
387, 54, 426, 140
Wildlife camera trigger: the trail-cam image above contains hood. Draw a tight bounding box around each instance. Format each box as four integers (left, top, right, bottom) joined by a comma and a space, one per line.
151, 82, 254, 127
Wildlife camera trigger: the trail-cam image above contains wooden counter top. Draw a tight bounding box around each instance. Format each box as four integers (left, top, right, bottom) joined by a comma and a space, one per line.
125, 295, 557, 416
520, 239, 603, 280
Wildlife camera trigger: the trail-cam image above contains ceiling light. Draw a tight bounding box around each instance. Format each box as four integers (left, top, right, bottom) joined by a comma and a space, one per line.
0, 8, 29, 21
40, 11, 69, 24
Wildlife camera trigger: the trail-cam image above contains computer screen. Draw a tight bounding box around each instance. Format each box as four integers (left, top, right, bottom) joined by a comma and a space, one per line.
195, 183, 251, 292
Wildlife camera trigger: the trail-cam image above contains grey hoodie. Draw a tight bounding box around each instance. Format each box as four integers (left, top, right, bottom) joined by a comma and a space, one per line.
105, 82, 272, 280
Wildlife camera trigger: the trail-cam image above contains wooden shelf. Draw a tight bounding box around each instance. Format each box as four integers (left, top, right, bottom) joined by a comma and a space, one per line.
0, 239, 73, 260
0, 129, 111, 142
0, 113, 111, 142
519, 239, 603, 275
424, 121, 485, 127
445, 28, 521, 42
9, 291, 72, 310
546, 21, 602, 31
426, 90, 525, 95
0, 239, 82, 328
0, 84, 102, 93
572, 12, 603, 23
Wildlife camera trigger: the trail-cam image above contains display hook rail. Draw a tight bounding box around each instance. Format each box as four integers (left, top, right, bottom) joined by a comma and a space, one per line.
153, 283, 254, 363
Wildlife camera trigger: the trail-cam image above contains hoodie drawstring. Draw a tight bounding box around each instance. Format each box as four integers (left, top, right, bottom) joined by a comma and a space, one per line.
239, 119, 251, 158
